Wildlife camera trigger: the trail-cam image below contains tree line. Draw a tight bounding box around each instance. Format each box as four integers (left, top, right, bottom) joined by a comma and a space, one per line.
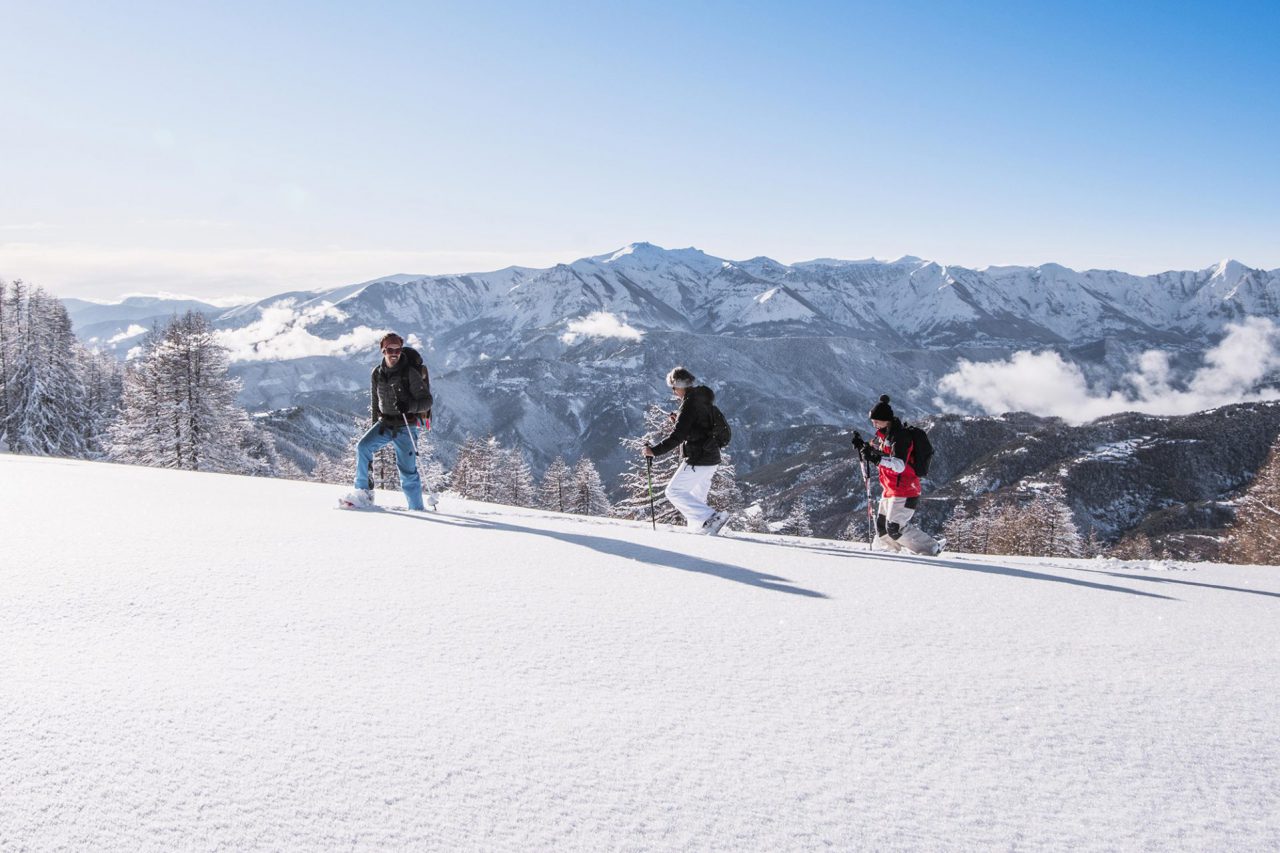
0, 280, 121, 456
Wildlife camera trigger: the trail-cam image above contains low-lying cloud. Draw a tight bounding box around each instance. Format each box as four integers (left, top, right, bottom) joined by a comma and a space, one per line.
560, 312, 644, 345
215, 300, 385, 363
935, 318, 1280, 423
107, 324, 147, 344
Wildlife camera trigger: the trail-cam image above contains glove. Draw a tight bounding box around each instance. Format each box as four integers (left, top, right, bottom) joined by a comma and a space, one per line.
860, 444, 883, 465
851, 433, 865, 451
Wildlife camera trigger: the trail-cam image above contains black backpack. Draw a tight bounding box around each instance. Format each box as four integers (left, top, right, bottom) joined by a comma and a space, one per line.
709, 404, 732, 449
401, 346, 433, 424
902, 421, 933, 476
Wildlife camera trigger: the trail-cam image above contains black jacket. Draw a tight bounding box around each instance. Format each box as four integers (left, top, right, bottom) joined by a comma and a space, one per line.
371, 352, 433, 425
650, 385, 722, 466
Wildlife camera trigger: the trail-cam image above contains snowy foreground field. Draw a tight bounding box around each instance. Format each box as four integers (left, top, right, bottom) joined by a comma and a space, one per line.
2, 455, 1279, 851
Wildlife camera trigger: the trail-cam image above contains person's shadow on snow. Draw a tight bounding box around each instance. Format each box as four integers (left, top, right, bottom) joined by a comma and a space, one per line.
389, 510, 829, 599
873, 550, 1178, 600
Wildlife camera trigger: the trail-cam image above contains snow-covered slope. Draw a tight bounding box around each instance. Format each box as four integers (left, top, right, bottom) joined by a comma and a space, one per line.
3, 455, 1278, 850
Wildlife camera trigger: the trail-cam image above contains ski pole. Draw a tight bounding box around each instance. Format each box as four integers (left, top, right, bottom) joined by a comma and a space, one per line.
646, 456, 657, 531
402, 413, 420, 493
863, 456, 876, 548
854, 431, 876, 549
402, 413, 418, 458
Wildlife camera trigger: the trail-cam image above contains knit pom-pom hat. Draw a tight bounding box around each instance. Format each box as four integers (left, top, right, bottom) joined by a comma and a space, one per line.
868, 394, 895, 420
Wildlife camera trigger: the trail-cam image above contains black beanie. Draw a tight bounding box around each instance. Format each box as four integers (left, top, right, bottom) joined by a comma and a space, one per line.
869, 394, 895, 420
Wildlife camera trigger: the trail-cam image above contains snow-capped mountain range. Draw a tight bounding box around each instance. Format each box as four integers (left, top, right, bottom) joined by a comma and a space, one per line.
69, 244, 1280, 480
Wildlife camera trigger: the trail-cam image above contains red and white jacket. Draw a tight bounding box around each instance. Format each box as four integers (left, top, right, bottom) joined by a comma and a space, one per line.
871, 420, 922, 498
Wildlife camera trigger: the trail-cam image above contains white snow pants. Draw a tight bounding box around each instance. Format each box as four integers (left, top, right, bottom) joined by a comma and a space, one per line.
876, 496, 940, 555
665, 462, 718, 528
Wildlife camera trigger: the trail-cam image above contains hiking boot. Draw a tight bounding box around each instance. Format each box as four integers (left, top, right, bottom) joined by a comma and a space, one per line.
874, 534, 902, 552
702, 510, 731, 536
339, 489, 375, 509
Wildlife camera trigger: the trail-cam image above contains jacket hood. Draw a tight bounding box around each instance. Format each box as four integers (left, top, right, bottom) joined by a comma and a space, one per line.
687, 385, 715, 404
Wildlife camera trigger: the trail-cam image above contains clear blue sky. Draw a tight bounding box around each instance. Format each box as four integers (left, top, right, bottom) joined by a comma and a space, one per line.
2, 0, 1278, 299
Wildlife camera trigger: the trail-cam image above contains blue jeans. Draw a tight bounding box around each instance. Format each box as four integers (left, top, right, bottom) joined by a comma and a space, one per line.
354, 422, 424, 510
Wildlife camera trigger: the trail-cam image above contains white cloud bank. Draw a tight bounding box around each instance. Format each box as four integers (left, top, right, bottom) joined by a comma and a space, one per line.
560, 312, 644, 345
107, 324, 148, 344
935, 318, 1280, 424
215, 300, 385, 363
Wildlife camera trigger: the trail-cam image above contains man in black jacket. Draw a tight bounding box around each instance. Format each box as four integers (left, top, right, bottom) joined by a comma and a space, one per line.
340, 332, 434, 510
642, 366, 731, 535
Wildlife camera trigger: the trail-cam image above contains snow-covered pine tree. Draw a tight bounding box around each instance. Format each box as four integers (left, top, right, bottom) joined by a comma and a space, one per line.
538, 456, 572, 513
2, 285, 91, 457
448, 435, 480, 498
0, 280, 11, 451
841, 512, 871, 543
108, 312, 250, 472
107, 326, 166, 467
707, 455, 745, 521
1083, 528, 1106, 559
310, 452, 344, 484
496, 446, 537, 507
1031, 487, 1084, 557
76, 345, 124, 457
450, 435, 502, 501
777, 501, 813, 537
942, 501, 983, 552
417, 433, 448, 495
237, 413, 298, 478
472, 436, 504, 502
1226, 435, 1280, 565
979, 489, 1083, 558
1109, 533, 1157, 560
739, 504, 772, 534
569, 457, 612, 517
973, 496, 1021, 555
6, 281, 40, 452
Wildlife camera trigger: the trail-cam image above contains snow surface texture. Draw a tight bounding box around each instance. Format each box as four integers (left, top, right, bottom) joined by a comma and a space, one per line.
2, 455, 1279, 851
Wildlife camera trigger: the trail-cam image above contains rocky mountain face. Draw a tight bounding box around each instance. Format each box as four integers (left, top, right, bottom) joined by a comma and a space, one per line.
66, 244, 1280, 547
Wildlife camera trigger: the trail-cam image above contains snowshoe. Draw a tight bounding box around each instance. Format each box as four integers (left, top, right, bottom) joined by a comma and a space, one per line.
702, 510, 731, 537
338, 489, 375, 510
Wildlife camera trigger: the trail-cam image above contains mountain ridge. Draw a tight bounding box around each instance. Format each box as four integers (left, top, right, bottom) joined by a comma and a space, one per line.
65, 245, 1280, 514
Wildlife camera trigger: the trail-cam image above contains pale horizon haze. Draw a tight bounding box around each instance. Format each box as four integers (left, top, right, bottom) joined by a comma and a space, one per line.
3, 1, 1278, 301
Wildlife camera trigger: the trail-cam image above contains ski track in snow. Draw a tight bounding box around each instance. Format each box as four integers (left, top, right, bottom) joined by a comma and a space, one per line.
2, 455, 1279, 851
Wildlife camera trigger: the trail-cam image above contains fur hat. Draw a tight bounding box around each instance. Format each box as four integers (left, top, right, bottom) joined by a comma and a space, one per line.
666, 366, 696, 389
869, 394, 895, 420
